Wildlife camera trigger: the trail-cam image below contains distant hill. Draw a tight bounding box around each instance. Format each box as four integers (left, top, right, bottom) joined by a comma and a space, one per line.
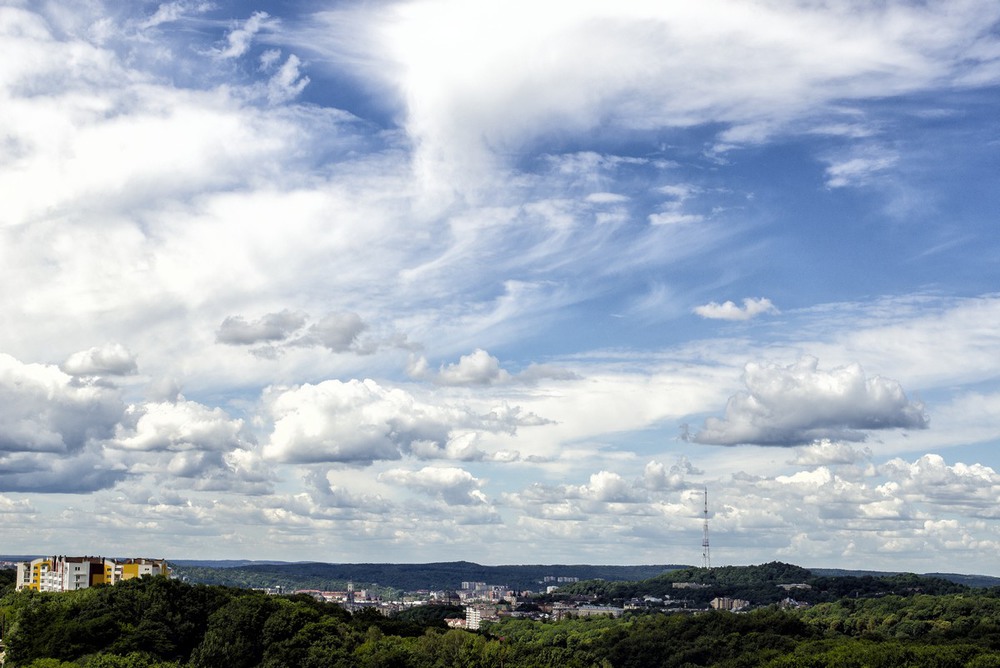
560, 562, 984, 606
810, 568, 1000, 589
11, 555, 1000, 592
170, 560, 688, 592
171, 559, 298, 568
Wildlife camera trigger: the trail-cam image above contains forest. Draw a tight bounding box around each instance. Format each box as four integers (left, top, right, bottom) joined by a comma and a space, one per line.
5, 566, 1000, 667
167, 561, 679, 593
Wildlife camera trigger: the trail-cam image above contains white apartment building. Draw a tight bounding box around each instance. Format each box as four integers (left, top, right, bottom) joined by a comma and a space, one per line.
15, 556, 169, 592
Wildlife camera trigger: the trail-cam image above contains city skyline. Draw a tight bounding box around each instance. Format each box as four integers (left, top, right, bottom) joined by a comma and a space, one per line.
1, 1, 1000, 572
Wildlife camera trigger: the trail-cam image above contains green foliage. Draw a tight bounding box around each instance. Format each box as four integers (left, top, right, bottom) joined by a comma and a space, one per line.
8, 570, 1000, 668
81, 652, 180, 668
171, 560, 681, 593
561, 561, 975, 608
392, 604, 465, 628
0, 567, 16, 594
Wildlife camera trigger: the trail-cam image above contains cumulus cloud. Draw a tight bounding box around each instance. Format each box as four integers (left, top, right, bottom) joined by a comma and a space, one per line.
303, 468, 390, 511
300, 312, 368, 352
643, 457, 703, 491
572, 470, 644, 503
218, 311, 379, 356
0, 448, 128, 493
61, 343, 138, 376
111, 400, 248, 453
379, 466, 488, 505
695, 357, 928, 446
0, 353, 124, 454
0, 494, 34, 513
410, 349, 578, 386
216, 310, 307, 345
881, 454, 1000, 515
190, 449, 276, 495
408, 432, 493, 462
438, 349, 511, 385
515, 470, 649, 507
409, 348, 511, 385
262, 379, 520, 465
791, 441, 873, 467
694, 297, 779, 321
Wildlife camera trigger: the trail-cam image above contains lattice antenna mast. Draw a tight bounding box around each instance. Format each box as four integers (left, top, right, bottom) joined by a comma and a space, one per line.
701, 487, 711, 570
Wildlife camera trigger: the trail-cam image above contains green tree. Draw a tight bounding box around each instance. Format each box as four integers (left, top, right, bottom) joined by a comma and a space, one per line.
190, 593, 279, 668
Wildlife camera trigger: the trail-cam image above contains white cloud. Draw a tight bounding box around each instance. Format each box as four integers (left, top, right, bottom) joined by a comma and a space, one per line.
301, 312, 367, 352
825, 149, 899, 188
435, 348, 511, 386
643, 457, 702, 491
265, 53, 310, 104
61, 343, 138, 377
648, 183, 704, 225
259, 48, 282, 71
791, 440, 873, 467
694, 297, 779, 321
213, 11, 273, 59
0, 353, 123, 454
262, 379, 516, 464
647, 212, 703, 226
574, 470, 643, 503
695, 356, 928, 446
216, 310, 307, 345
0, 1, 999, 569
111, 400, 247, 453
0, 495, 34, 513
138, 1, 214, 30
881, 454, 1000, 516
304, 0, 1000, 193
585, 192, 629, 204
0, 447, 128, 494
410, 349, 581, 388
379, 465, 488, 505
217, 311, 380, 358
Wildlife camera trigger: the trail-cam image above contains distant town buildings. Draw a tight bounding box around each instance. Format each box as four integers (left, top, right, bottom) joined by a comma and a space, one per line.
458, 581, 516, 604
15, 556, 169, 592
710, 597, 750, 611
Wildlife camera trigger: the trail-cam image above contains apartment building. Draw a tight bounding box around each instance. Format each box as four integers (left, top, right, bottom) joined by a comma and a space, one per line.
15, 556, 169, 592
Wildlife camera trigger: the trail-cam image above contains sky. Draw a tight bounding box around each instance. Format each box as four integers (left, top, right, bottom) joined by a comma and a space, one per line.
1, 0, 1000, 574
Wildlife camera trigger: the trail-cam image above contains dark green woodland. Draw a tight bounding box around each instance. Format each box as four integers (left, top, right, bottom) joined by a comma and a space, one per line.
5, 563, 1000, 667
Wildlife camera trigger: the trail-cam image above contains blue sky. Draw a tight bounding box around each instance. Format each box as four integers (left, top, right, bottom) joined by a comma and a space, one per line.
1, 0, 1000, 573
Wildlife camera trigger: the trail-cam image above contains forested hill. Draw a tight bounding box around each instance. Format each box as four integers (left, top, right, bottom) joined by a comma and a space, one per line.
560, 561, 980, 605
170, 560, 687, 592
167, 560, 1000, 595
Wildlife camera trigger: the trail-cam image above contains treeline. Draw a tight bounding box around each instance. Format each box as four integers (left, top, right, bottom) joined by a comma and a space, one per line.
561, 562, 972, 606
7, 575, 1000, 667
0, 576, 445, 668
170, 560, 681, 593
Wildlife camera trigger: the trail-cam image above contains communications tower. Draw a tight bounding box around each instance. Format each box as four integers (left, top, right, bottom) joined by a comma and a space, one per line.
701, 487, 711, 570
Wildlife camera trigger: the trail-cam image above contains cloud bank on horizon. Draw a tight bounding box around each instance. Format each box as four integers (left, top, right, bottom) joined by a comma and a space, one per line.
1, 0, 1000, 572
